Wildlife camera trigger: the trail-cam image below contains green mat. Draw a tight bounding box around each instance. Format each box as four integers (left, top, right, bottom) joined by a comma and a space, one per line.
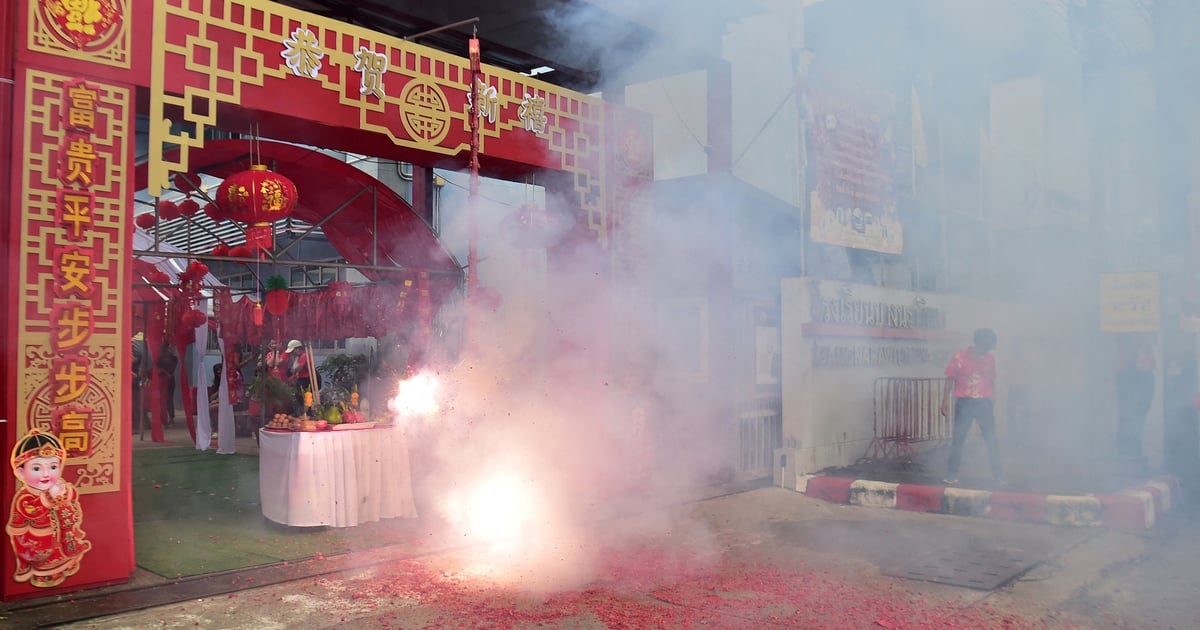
133, 447, 419, 578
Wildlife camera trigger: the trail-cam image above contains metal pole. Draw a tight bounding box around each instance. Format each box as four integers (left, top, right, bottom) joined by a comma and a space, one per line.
130, 250, 464, 277
467, 32, 481, 351
404, 17, 479, 42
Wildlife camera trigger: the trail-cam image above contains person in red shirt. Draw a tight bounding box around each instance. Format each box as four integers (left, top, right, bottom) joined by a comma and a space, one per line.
940, 328, 1002, 486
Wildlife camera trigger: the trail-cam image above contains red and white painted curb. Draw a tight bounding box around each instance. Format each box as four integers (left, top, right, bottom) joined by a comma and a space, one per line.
796, 475, 1181, 530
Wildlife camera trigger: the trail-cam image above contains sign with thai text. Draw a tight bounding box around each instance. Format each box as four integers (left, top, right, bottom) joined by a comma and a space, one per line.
804, 70, 902, 254
812, 344, 950, 369
810, 295, 945, 330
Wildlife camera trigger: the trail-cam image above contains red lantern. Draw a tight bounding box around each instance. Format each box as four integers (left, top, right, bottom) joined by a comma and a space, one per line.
147, 270, 171, 285
211, 242, 230, 257
216, 164, 298, 254
173, 172, 199, 193
253, 303, 264, 326
203, 202, 225, 224
158, 200, 181, 220
181, 309, 207, 329
178, 198, 201, 217
265, 289, 290, 316
135, 213, 157, 229
186, 261, 209, 279
228, 245, 252, 259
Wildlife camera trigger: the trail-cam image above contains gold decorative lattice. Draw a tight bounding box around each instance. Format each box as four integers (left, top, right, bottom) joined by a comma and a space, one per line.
148, 0, 611, 246
26, 0, 131, 69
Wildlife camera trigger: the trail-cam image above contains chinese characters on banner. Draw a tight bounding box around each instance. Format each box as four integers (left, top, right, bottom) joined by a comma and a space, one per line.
803, 70, 903, 254
1101, 272, 1160, 333
17, 69, 128, 497
279, 26, 550, 136
50, 79, 103, 459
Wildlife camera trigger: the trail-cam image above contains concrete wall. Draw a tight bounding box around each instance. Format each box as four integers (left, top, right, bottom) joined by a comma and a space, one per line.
778, 277, 1033, 476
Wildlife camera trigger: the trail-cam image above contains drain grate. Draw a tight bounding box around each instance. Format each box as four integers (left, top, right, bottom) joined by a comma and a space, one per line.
882, 548, 1038, 591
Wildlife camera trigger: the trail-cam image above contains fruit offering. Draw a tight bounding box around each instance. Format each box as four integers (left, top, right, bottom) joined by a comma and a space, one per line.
267, 413, 295, 429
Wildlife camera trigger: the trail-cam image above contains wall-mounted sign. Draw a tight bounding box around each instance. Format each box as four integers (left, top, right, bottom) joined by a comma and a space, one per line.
1100, 272, 1160, 333
812, 344, 950, 369
803, 68, 902, 254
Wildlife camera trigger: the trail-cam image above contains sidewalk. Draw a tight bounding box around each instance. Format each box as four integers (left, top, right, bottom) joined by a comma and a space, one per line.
792, 437, 1183, 531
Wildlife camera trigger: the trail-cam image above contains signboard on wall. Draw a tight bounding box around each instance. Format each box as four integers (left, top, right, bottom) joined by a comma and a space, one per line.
802, 69, 902, 254
1100, 272, 1160, 332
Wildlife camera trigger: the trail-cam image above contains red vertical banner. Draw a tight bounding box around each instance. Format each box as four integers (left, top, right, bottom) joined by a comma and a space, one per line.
605, 102, 656, 383
0, 1, 15, 598
3, 0, 137, 598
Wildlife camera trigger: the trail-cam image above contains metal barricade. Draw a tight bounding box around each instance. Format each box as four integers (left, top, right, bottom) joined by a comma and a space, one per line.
859, 377, 954, 464
738, 405, 783, 478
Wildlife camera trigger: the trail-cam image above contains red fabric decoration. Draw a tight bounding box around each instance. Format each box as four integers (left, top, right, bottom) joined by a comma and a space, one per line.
328, 281, 352, 315
147, 270, 171, 285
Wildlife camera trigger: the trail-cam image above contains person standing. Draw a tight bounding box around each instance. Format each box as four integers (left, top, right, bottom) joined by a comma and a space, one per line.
264, 339, 287, 381
1115, 334, 1155, 466
941, 328, 1003, 486
131, 337, 147, 435
155, 342, 178, 425
284, 340, 310, 411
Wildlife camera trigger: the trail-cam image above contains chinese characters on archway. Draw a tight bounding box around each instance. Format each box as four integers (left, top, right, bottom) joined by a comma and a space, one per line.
281, 27, 548, 135
50, 79, 102, 459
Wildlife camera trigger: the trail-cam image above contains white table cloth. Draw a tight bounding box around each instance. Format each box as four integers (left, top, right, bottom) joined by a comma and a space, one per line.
258, 427, 418, 527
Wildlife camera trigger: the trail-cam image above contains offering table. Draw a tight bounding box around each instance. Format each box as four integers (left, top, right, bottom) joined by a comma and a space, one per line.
258, 426, 418, 527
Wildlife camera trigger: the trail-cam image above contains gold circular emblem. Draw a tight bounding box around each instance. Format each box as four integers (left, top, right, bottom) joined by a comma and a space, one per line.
399, 78, 451, 146
40, 0, 125, 52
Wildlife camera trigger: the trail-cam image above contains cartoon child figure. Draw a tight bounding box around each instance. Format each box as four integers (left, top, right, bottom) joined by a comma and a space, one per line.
6, 430, 92, 588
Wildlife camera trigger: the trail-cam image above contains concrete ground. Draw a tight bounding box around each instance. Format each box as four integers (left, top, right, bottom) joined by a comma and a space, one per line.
4, 481, 1181, 630
0, 421, 1185, 629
